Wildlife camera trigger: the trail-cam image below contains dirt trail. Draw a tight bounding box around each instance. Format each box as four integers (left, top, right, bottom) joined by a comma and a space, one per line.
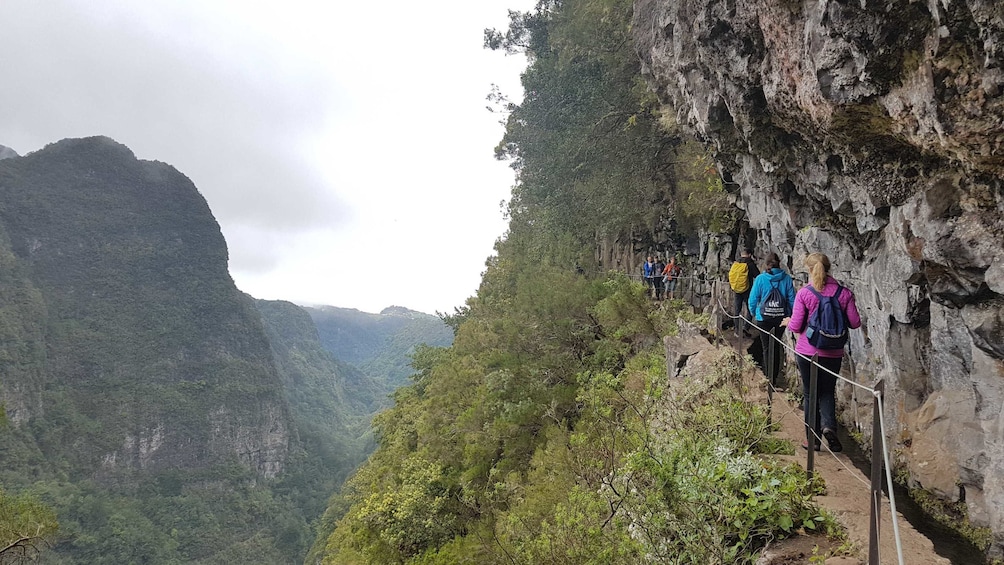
767, 388, 950, 564
733, 332, 951, 565
668, 317, 958, 564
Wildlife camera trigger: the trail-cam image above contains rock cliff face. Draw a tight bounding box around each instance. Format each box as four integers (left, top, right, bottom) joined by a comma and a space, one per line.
634, 0, 1004, 554
0, 136, 290, 479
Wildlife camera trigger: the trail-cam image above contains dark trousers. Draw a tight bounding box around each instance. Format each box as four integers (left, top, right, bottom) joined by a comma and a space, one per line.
733, 290, 751, 332
797, 355, 843, 438
756, 318, 784, 387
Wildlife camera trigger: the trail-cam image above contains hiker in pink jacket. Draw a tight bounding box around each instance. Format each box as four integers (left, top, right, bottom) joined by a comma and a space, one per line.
786, 253, 861, 452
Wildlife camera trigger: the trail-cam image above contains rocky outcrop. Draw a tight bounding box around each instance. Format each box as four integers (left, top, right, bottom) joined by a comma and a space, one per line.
634, 0, 1004, 555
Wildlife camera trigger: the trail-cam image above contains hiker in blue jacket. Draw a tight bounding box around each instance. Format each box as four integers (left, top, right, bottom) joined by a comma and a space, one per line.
643, 256, 657, 299
748, 252, 797, 389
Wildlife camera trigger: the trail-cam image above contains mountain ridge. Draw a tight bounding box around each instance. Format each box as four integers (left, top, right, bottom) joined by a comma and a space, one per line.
0, 135, 409, 563
305, 303, 453, 388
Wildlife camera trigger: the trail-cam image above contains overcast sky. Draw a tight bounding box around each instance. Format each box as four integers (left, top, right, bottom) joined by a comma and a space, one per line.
0, 0, 534, 315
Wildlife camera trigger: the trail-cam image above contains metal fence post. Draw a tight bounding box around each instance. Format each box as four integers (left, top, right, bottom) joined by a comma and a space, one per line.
869, 380, 886, 565
806, 354, 819, 478
766, 327, 774, 414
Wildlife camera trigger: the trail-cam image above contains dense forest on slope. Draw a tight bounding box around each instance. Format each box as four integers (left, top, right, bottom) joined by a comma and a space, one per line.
0, 138, 296, 563
312, 1, 829, 563
0, 138, 409, 564
307, 306, 453, 390
254, 300, 380, 526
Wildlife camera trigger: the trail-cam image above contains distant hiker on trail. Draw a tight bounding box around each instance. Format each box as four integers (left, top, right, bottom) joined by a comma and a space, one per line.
728, 248, 760, 337
652, 256, 667, 300
643, 256, 657, 298
663, 256, 683, 300
786, 252, 861, 453
748, 252, 796, 389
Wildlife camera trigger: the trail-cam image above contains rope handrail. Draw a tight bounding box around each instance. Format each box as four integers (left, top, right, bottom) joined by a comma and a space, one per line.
626, 273, 706, 281
710, 283, 904, 564
715, 296, 876, 394
877, 396, 906, 565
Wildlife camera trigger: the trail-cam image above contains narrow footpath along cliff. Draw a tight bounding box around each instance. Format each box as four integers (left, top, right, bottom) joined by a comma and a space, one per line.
633, 0, 1004, 557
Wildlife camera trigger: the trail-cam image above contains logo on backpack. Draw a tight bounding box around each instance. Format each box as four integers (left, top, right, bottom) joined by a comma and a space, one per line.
728, 261, 751, 293
805, 286, 848, 350
759, 282, 787, 319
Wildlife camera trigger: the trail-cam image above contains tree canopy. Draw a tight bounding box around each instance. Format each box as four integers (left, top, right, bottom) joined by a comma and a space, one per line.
0, 478, 57, 563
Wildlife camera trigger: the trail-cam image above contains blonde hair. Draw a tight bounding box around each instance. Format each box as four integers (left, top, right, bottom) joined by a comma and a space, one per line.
805, 253, 831, 290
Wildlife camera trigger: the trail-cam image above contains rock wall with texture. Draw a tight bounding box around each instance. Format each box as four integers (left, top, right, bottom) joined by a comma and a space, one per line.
634, 0, 1004, 554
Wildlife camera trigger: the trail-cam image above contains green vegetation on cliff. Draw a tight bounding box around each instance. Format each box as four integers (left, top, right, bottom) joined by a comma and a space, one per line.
312, 1, 827, 563
307, 306, 453, 391
486, 0, 728, 259
255, 299, 380, 522
316, 272, 832, 563
0, 137, 287, 481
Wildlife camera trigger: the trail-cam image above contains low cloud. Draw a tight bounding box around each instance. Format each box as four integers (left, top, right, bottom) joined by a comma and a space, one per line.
0, 0, 348, 275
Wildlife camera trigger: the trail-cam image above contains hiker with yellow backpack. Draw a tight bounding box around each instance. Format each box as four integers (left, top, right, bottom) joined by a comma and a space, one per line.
728, 248, 760, 338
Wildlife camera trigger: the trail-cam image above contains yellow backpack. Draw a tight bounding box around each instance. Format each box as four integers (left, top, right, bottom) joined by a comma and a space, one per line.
728, 260, 751, 293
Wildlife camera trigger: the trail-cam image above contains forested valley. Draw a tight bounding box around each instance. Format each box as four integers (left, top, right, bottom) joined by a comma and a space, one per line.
0, 0, 824, 562
0, 135, 451, 563
0, 0, 799, 558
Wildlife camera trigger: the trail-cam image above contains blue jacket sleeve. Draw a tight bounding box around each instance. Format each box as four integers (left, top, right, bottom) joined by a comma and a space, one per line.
748, 275, 764, 320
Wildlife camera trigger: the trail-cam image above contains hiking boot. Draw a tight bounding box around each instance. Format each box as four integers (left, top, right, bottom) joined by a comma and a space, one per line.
801, 440, 820, 451
823, 429, 843, 453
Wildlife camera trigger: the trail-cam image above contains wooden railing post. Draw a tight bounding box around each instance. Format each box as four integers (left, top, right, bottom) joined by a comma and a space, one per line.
869, 380, 886, 565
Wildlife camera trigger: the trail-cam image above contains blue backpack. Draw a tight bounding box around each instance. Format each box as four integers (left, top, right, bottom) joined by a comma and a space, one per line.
759, 281, 788, 320
805, 286, 848, 350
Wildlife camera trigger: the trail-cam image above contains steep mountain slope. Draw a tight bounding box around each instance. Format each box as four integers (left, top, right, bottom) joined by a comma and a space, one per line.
0, 136, 290, 479
306, 305, 453, 389
254, 299, 381, 519
0, 136, 348, 563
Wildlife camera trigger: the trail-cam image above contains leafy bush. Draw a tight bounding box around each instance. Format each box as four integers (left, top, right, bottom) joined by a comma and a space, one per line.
619, 434, 832, 564
611, 349, 835, 563
0, 486, 58, 563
